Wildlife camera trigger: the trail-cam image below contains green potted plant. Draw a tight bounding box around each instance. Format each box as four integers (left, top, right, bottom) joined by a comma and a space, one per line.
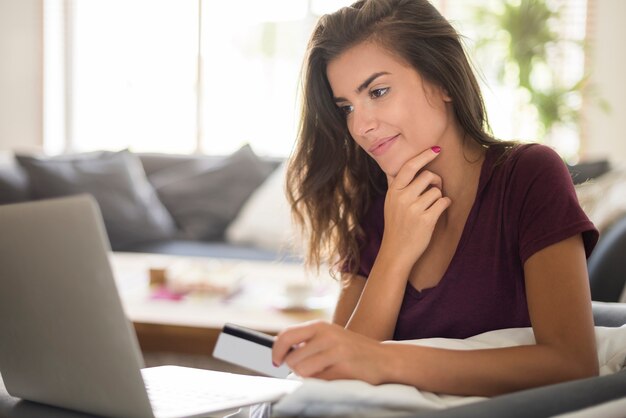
472, 0, 596, 149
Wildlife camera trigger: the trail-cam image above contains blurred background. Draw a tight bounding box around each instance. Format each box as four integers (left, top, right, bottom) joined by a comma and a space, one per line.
0, 0, 624, 164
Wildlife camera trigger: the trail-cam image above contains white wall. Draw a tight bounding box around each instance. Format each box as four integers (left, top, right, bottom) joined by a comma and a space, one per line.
584, 0, 626, 164
0, 0, 43, 153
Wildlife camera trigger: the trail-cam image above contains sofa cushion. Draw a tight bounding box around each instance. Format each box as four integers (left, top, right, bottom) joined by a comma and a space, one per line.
138, 153, 224, 177
149, 144, 275, 241
0, 160, 29, 205
225, 161, 303, 255
16, 150, 177, 250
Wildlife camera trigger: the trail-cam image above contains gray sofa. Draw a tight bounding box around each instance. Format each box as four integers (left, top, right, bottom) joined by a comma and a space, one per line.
0, 147, 624, 300
0, 145, 297, 262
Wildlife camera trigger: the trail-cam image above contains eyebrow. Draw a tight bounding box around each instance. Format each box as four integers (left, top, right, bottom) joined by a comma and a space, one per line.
333, 71, 390, 103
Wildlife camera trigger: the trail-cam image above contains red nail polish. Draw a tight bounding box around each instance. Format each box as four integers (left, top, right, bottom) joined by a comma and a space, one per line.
272, 361, 278, 367
431, 146, 441, 153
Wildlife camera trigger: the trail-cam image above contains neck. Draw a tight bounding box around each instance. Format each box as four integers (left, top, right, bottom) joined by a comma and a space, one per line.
426, 126, 486, 224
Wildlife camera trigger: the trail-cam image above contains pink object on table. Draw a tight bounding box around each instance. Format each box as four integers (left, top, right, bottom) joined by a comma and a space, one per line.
150, 286, 185, 301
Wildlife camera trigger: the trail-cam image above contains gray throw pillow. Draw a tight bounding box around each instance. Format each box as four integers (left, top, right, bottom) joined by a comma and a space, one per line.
150, 144, 275, 241
16, 150, 177, 250
0, 161, 29, 205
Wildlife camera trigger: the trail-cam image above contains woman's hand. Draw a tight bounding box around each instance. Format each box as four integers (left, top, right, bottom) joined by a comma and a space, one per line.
381, 147, 451, 266
338, 147, 452, 341
272, 320, 389, 385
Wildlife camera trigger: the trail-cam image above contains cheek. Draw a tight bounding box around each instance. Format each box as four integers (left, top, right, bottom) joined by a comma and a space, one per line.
405, 102, 447, 139
346, 121, 367, 150
346, 119, 356, 141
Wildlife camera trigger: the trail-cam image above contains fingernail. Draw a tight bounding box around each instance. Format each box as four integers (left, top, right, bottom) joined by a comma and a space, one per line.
431, 146, 441, 153
272, 361, 278, 367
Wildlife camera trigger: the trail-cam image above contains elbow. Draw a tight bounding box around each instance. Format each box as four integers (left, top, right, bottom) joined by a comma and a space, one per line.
543, 343, 599, 384
546, 337, 599, 382
576, 359, 600, 380
565, 354, 599, 381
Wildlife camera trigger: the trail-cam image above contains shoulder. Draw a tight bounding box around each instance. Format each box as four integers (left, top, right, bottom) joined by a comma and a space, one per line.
512, 142, 563, 163
506, 143, 565, 173
503, 145, 598, 261
495, 143, 572, 188
483, 142, 579, 217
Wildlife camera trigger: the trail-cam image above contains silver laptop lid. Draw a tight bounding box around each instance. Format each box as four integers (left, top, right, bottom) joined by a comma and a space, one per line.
0, 195, 154, 418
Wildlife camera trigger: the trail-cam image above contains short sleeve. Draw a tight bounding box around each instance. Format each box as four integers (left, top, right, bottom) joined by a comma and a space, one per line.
512, 145, 599, 264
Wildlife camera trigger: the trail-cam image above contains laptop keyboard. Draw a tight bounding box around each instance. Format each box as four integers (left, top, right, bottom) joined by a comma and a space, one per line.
146, 378, 247, 414
141, 366, 301, 418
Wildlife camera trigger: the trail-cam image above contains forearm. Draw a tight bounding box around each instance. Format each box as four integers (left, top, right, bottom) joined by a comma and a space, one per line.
345, 249, 413, 340
379, 342, 599, 396
332, 275, 365, 327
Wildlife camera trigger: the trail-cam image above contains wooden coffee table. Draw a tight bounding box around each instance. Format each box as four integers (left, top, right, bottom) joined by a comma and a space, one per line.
110, 252, 339, 357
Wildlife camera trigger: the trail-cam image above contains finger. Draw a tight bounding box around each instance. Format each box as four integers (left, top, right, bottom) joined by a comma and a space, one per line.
272, 325, 314, 366
272, 321, 322, 366
391, 147, 441, 190
424, 196, 452, 221
403, 169, 443, 197
311, 366, 342, 381
283, 333, 330, 368
414, 186, 444, 211
289, 348, 337, 378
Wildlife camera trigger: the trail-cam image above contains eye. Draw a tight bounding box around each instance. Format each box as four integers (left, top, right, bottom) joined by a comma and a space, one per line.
370, 87, 389, 99
339, 104, 354, 116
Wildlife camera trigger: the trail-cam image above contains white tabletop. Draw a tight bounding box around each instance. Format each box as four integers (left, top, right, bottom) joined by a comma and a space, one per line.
109, 252, 339, 333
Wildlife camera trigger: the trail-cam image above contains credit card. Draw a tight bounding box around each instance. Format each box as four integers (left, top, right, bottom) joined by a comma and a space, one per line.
212, 323, 292, 378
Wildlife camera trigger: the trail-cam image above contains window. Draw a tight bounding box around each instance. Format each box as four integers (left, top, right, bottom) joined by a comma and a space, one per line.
45, 0, 588, 159
434, 0, 589, 161
44, 0, 352, 156
198, 1, 311, 155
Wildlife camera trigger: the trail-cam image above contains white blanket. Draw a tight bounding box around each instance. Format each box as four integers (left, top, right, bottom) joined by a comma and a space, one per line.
272, 326, 626, 417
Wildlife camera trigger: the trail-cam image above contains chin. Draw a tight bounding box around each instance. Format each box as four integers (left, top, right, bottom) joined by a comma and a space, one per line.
380, 155, 412, 178
383, 167, 399, 178
378, 162, 400, 179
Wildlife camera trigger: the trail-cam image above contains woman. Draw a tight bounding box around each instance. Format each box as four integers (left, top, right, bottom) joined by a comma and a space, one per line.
272, 0, 599, 396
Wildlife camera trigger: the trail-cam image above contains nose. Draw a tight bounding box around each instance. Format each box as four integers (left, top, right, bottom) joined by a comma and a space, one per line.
349, 105, 378, 138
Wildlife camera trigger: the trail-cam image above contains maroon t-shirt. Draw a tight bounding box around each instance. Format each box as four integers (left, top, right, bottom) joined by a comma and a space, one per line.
352, 144, 598, 340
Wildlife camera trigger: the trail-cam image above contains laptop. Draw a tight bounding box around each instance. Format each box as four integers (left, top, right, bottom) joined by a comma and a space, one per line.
0, 195, 301, 418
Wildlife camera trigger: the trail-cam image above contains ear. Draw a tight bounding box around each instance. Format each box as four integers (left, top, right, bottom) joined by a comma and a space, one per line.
441, 88, 452, 102
423, 81, 452, 106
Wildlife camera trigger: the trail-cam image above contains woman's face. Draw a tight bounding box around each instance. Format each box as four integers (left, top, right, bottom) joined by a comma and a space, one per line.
326, 41, 454, 176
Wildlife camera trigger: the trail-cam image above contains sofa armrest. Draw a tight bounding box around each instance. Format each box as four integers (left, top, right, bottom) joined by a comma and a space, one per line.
410, 369, 626, 418
592, 301, 626, 327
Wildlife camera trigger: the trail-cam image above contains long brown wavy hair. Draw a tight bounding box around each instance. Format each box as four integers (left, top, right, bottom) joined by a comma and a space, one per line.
287, 0, 514, 278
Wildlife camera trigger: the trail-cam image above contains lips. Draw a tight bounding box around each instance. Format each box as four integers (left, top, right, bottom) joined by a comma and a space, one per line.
368, 134, 399, 156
